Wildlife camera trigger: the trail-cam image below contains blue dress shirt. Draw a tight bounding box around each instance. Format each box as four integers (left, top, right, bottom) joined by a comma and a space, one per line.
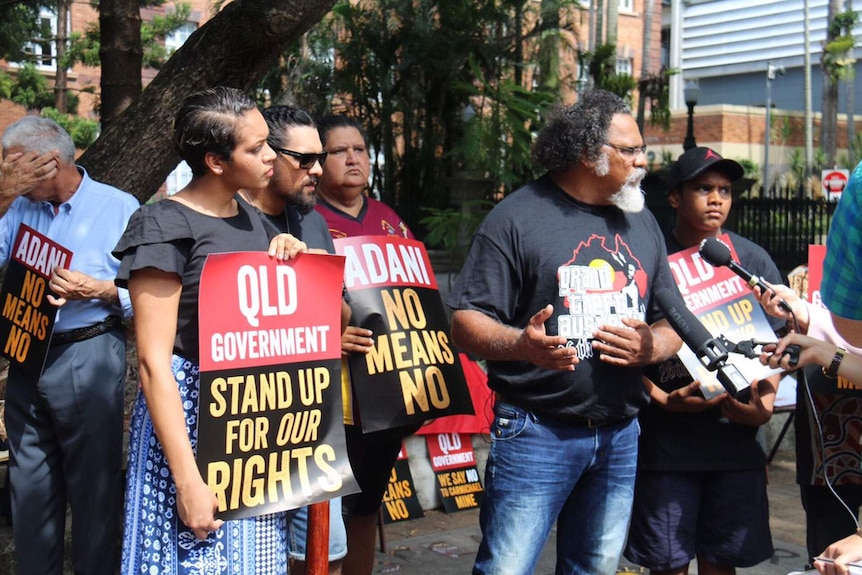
0, 167, 139, 331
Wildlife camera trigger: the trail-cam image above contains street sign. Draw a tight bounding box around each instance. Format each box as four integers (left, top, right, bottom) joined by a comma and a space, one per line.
821, 169, 850, 201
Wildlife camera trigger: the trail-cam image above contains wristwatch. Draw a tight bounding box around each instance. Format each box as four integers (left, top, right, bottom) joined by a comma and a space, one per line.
823, 347, 846, 379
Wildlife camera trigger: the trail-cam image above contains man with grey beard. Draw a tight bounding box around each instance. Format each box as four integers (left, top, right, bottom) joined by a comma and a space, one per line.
447, 89, 682, 575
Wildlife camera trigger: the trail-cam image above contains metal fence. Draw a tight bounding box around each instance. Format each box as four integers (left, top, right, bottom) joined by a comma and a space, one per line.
647, 186, 838, 278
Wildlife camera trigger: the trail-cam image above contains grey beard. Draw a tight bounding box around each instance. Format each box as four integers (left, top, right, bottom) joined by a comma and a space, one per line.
609, 183, 645, 213
610, 169, 646, 213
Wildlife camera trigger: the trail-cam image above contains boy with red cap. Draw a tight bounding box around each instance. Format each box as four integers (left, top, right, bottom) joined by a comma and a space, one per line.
624, 147, 784, 575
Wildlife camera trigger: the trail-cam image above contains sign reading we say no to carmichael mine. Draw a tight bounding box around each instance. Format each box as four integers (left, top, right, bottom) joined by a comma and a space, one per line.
334, 236, 473, 433
0, 224, 71, 379
196, 251, 358, 521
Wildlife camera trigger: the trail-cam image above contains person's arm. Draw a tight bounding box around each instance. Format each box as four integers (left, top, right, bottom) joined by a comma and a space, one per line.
642, 375, 726, 413
815, 533, 862, 575
592, 318, 682, 367
129, 267, 223, 540
46, 267, 121, 307
831, 314, 862, 349
761, 332, 862, 385
754, 282, 810, 333
0, 151, 59, 217
718, 374, 778, 426
450, 306, 578, 371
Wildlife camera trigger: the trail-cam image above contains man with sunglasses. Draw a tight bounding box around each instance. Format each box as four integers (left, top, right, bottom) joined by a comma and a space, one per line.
240, 104, 348, 575
448, 89, 682, 574
624, 147, 784, 575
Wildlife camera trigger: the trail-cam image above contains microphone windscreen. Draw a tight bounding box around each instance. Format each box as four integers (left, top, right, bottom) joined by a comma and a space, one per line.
699, 237, 732, 267
654, 287, 713, 350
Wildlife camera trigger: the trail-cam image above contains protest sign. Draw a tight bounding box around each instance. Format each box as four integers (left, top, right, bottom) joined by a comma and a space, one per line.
0, 224, 70, 378
196, 251, 357, 520
668, 234, 780, 399
426, 432, 483, 513
381, 443, 424, 524
334, 236, 473, 432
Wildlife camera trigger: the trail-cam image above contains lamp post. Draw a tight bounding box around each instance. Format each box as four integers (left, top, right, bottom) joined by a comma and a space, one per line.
683, 80, 700, 151
764, 61, 785, 195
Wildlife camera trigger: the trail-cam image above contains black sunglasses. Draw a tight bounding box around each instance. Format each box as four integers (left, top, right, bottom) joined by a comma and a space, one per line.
271, 146, 328, 169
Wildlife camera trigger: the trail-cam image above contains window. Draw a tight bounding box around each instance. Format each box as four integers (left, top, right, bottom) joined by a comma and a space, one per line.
616, 58, 633, 76
165, 22, 197, 56
21, 7, 58, 71
619, 0, 634, 11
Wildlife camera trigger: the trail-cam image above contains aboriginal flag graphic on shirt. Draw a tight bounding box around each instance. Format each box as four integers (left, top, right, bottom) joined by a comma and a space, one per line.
556, 234, 648, 357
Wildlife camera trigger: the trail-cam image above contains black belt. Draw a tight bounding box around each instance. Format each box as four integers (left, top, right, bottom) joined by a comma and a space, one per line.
496, 393, 624, 429
52, 316, 123, 346
568, 414, 624, 428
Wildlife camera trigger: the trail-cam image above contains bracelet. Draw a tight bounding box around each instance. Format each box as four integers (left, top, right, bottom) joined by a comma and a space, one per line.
856, 526, 862, 539
823, 347, 846, 379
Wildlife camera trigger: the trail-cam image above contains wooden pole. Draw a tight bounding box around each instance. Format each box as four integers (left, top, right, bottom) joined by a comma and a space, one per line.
305, 501, 330, 575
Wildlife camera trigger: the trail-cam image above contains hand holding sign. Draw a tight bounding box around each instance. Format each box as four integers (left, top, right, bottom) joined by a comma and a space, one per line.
177, 474, 225, 540
46, 267, 106, 307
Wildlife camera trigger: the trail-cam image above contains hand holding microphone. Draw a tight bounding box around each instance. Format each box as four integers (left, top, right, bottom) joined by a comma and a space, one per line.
699, 237, 792, 314
655, 288, 751, 398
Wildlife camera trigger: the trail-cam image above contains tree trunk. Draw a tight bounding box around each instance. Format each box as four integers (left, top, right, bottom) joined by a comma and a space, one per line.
54, 0, 69, 113
820, 0, 843, 166
636, 0, 655, 132
595, 0, 605, 46
80, 0, 337, 202
606, 0, 618, 45
99, 0, 142, 126
538, 0, 561, 94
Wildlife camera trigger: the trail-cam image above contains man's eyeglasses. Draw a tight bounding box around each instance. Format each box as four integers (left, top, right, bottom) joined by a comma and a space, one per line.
604, 143, 647, 158
271, 146, 328, 169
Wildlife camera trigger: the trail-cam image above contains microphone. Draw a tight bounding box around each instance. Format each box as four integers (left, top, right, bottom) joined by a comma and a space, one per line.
699, 237, 792, 313
655, 288, 751, 398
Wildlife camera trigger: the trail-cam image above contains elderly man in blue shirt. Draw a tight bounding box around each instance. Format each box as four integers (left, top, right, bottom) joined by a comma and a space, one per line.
0, 116, 139, 575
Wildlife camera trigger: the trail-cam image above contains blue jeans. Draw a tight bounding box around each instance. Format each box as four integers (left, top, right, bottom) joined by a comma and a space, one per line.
473, 401, 639, 575
286, 498, 347, 561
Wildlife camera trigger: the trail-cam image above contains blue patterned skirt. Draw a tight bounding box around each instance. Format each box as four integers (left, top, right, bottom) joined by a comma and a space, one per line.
121, 355, 288, 574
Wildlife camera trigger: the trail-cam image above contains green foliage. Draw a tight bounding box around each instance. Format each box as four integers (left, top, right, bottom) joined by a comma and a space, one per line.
39, 107, 99, 149
0, 70, 14, 100
639, 68, 677, 129
449, 58, 555, 190
143, 4, 192, 69
264, 0, 562, 237
823, 9, 859, 82
0, 2, 40, 63
587, 43, 636, 104
63, 27, 101, 69
419, 200, 495, 252
735, 158, 759, 179
64, 3, 192, 71
5, 63, 79, 114
10, 63, 55, 110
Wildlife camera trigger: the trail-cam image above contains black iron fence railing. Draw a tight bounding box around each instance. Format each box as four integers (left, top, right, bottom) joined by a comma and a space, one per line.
647, 186, 839, 279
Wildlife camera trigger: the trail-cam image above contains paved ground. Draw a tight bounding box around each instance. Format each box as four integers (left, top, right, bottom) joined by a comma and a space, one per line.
0, 448, 815, 574
373, 453, 812, 575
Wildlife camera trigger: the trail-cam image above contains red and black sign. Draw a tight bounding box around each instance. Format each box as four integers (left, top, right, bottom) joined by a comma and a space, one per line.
334, 235, 474, 433
0, 224, 71, 378
381, 443, 424, 524
426, 432, 483, 513
196, 251, 358, 520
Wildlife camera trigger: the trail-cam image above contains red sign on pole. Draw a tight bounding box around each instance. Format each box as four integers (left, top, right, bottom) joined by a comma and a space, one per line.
821, 169, 849, 201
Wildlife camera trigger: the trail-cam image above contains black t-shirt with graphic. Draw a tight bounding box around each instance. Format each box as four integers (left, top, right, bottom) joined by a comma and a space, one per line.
448, 174, 677, 424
